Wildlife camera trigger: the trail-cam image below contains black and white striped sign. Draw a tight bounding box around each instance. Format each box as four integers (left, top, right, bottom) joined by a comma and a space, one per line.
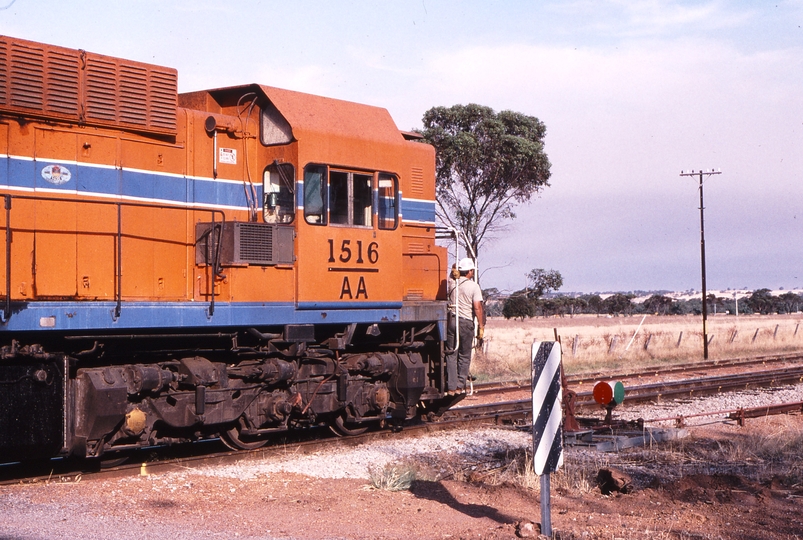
531, 341, 563, 475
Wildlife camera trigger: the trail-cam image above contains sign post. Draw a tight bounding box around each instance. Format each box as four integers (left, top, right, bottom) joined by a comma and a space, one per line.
531, 341, 564, 537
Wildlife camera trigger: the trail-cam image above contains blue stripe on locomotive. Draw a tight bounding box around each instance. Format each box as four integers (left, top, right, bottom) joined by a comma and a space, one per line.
0, 156, 262, 210
400, 198, 436, 224
2, 156, 438, 221
2, 301, 407, 332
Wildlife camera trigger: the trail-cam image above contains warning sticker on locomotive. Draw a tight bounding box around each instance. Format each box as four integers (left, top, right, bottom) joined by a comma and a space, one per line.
219, 148, 237, 165
41, 164, 72, 185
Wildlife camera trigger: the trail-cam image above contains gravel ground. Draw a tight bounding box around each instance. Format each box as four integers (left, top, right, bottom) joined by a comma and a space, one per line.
1, 383, 801, 540
617, 381, 803, 425
190, 427, 531, 482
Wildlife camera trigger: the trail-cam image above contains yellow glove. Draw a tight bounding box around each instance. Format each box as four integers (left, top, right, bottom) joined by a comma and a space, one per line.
477, 327, 484, 340
450, 265, 460, 280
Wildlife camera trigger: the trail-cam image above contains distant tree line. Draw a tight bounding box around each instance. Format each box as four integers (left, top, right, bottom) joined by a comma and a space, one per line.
492, 288, 803, 320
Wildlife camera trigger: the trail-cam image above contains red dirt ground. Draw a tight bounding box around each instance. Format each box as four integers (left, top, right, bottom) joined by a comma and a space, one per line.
2, 416, 802, 540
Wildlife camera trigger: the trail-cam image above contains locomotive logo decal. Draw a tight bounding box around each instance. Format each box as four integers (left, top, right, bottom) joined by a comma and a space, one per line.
41, 164, 72, 185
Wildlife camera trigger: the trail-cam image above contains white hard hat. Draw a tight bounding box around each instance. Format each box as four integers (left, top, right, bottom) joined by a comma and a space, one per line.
458, 257, 475, 272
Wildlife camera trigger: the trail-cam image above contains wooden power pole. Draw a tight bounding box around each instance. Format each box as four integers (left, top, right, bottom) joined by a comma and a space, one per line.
680, 169, 721, 360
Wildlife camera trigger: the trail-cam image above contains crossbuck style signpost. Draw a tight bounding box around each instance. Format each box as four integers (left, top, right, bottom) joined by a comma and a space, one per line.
531, 341, 564, 536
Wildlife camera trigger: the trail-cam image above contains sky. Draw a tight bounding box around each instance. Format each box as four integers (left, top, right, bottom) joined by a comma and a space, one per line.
3, 0, 802, 294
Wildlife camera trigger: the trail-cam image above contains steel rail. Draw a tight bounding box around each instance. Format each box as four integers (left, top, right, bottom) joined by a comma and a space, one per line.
460, 366, 803, 418
573, 365, 803, 408
469, 351, 803, 398
0, 406, 517, 486
566, 351, 803, 386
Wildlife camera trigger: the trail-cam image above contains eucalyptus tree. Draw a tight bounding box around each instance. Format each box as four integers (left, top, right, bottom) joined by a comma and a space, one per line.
419, 104, 551, 264
603, 293, 635, 317
526, 268, 563, 299
502, 294, 535, 321
777, 292, 802, 314
643, 294, 674, 315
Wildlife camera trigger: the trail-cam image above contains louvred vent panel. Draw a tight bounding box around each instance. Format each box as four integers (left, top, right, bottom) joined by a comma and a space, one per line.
0, 36, 177, 136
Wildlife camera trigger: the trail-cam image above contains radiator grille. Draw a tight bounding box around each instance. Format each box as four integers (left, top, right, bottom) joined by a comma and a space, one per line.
237, 223, 274, 263
46, 51, 80, 116
0, 36, 177, 136
149, 69, 178, 130
9, 42, 44, 110
85, 57, 117, 122
195, 222, 294, 267
119, 65, 147, 126
0, 40, 6, 106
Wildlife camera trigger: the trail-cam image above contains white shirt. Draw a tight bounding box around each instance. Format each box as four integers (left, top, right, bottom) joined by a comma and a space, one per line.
448, 277, 483, 321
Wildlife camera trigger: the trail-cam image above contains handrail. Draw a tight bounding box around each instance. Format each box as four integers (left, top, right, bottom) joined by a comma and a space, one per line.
0, 192, 226, 323
1, 195, 10, 323
195, 214, 228, 318
114, 203, 122, 320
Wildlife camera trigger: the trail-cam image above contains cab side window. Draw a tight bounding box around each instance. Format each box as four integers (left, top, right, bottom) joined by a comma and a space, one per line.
353, 173, 373, 226
304, 165, 327, 225
263, 162, 295, 224
302, 165, 397, 228
330, 171, 349, 225
377, 173, 398, 230
330, 170, 373, 227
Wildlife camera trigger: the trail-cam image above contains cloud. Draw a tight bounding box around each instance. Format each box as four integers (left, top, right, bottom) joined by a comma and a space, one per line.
412, 35, 803, 291
547, 0, 755, 39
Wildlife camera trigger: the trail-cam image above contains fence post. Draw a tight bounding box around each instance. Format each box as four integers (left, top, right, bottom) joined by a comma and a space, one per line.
774, 324, 779, 339
572, 335, 579, 357
752, 328, 760, 343
676, 331, 683, 348
644, 334, 652, 350
795, 323, 800, 337
608, 335, 618, 354
729, 329, 738, 343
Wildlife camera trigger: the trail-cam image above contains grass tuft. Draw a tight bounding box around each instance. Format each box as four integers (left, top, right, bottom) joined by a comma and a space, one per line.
367, 462, 418, 491
464, 447, 607, 494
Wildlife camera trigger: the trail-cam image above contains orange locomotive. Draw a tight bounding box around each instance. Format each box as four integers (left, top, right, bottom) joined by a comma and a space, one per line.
0, 36, 451, 461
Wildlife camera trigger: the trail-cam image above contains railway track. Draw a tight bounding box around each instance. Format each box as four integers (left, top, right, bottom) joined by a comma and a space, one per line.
0, 405, 511, 486
4, 357, 802, 485
463, 364, 803, 412
574, 363, 803, 408
568, 351, 803, 385
468, 351, 803, 399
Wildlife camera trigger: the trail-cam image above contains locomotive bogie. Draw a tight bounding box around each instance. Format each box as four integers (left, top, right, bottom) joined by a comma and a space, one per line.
61, 330, 436, 456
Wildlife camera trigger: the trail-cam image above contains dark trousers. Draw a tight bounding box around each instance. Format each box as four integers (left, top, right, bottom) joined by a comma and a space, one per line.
446, 316, 474, 391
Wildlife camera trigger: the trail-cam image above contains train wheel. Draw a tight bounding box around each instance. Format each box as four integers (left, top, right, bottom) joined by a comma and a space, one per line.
220, 420, 269, 451
99, 456, 130, 469
329, 414, 369, 437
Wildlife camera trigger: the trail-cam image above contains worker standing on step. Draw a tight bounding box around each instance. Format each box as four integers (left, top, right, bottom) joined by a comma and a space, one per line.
445, 257, 484, 395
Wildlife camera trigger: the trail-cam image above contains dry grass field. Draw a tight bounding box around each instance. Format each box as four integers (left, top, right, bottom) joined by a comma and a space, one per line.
474, 313, 803, 381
